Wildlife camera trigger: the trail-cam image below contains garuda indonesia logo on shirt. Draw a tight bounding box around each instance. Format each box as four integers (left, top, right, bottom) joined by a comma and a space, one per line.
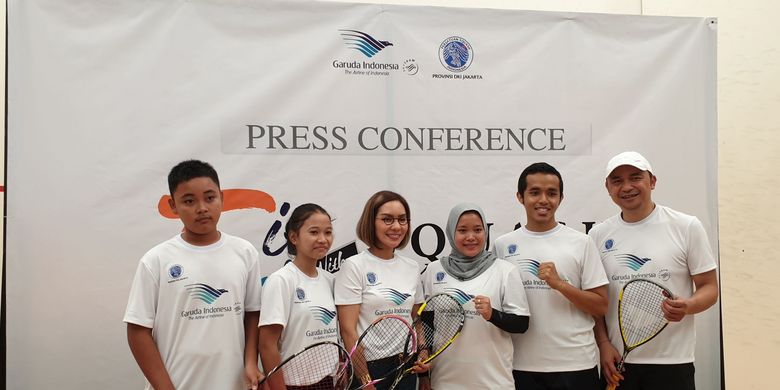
508, 244, 518, 255
379, 288, 411, 305
296, 287, 306, 301
617, 254, 652, 271
339, 30, 393, 58
310, 306, 337, 325
518, 259, 541, 277
366, 272, 378, 285
185, 283, 228, 304
444, 288, 475, 305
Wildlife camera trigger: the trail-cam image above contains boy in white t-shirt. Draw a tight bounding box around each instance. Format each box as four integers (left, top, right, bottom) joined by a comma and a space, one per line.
494, 162, 608, 390
124, 160, 263, 390
590, 151, 719, 390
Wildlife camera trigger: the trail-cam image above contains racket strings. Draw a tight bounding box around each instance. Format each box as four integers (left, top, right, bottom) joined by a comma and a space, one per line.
277, 343, 351, 389
352, 317, 416, 386
619, 282, 669, 348
416, 295, 464, 358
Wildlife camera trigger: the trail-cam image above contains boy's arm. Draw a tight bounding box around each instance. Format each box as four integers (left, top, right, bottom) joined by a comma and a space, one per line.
244, 311, 262, 389
127, 323, 176, 390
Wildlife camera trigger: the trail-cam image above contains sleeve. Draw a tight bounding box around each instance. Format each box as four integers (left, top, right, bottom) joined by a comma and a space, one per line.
413, 262, 425, 304
493, 236, 508, 259
686, 217, 718, 275
580, 236, 609, 290
500, 264, 531, 316
419, 264, 432, 299
244, 246, 263, 312
334, 258, 364, 305
488, 309, 529, 333
123, 259, 159, 328
258, 272, 291, 327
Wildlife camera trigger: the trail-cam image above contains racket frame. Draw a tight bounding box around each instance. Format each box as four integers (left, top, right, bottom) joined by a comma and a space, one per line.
387, 293, 466, 390
349, 314, 417, 390
258, 340, 353, 389
607, 278, 673, 390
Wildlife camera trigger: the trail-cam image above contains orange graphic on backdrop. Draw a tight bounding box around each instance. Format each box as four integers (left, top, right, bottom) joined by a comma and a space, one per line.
158, 189, 276, 218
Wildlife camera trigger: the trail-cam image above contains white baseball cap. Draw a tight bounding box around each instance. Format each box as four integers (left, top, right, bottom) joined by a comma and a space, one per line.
605, 151, 653, 178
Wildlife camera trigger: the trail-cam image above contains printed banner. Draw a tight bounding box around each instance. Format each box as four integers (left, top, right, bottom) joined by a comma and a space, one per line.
6, 0, 718, 388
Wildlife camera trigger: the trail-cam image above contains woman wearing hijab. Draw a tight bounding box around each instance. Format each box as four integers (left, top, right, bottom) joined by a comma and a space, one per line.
419, 203, 530, 390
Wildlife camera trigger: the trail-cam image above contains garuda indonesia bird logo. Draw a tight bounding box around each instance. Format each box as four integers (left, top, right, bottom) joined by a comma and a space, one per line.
185, 283, 228, 304
444, 288, 475, 306
518, 259, 541, 277
617, 254, 652, 271
339, 30, 393, 58
310, 306, 337, 325
379, 288, 411, 305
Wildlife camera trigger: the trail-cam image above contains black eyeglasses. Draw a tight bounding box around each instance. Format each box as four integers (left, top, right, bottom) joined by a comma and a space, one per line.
377, 216, 409, 226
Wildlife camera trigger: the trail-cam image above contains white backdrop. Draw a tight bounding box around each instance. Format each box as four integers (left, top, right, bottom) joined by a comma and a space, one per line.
6, 0, 719, 388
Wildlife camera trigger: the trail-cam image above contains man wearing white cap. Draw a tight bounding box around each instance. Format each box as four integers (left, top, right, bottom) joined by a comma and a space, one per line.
589, 151, 719, 390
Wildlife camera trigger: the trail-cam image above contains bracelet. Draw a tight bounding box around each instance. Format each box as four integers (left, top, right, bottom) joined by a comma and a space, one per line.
417, 371, 430, 378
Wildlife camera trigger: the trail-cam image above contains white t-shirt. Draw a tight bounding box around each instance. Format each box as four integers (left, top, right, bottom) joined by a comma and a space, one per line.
494, 224, 609, 372
588, 205, 717, 364
259, 263, 339, 355
259, 262, 339, 385
124, 233, 263, 390
334, 250, 424, 337
421, 259, 530, 390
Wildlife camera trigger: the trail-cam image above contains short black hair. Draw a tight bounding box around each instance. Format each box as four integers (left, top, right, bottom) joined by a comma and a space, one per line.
285, 203, 331, 255
517, 162, 563, 196
168, 160, 220, 196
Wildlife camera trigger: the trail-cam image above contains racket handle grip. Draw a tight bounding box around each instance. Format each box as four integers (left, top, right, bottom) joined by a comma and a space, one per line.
606, 374, 619, 390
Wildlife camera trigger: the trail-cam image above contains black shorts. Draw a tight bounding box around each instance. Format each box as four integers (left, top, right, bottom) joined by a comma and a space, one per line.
513, 366, 600, 390
349, 355, 416, 390
287, 376, 335, 390
599, 363, 695, 390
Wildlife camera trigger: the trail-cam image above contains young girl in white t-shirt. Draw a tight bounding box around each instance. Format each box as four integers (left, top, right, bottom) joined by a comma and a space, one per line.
259, 203, 339, 389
